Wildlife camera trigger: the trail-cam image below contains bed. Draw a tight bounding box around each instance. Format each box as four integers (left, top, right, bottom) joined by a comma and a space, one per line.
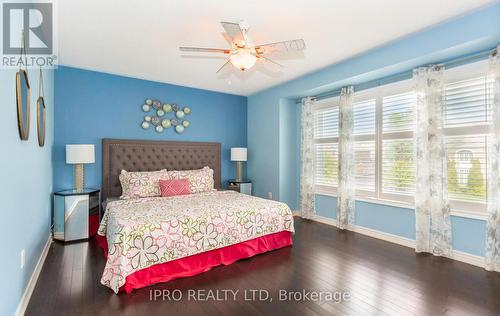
97, 139, 294, 293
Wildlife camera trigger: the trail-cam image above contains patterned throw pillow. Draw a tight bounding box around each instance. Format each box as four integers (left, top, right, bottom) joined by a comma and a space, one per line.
168, 166, 214, 193
119, 169, 170, 199
159, 179, 192, 197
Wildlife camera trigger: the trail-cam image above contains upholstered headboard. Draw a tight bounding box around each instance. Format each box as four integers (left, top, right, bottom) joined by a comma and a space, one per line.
102, 138, 221, 200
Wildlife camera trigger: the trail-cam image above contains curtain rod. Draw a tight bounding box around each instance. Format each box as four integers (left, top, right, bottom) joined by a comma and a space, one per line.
295, 47, 496, 104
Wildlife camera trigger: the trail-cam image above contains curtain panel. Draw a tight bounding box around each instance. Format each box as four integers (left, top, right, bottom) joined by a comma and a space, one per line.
300, 97, 315, 219
337, 86, 355, 230
413, 65, 453, 257
486, 46, 500, 272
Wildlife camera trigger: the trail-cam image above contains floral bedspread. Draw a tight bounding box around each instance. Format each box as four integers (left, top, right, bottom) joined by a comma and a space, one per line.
98, 190, 294, 293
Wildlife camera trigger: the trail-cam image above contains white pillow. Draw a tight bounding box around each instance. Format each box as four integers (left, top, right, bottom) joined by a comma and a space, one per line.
119, 169, 170, 199
168, 166, 214, 193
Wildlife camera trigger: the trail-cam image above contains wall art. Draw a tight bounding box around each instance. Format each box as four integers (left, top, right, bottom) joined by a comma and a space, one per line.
140, 98, 191, 134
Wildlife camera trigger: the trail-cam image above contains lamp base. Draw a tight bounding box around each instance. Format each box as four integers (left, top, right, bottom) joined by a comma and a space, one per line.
74, 164, 84, 192
236, 161, 243, 183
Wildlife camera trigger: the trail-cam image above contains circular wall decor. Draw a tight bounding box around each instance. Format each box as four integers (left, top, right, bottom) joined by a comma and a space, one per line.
140, 98, 191, 134
37, 96, 46, 146
16, 69, 31, 140
37, 69, 47, 147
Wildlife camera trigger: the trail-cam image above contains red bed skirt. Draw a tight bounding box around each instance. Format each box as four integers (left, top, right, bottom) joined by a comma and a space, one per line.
96, 231, 293, 293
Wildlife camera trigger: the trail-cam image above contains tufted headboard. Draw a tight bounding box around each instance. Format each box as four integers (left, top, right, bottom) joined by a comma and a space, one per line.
102, 138, 221, 201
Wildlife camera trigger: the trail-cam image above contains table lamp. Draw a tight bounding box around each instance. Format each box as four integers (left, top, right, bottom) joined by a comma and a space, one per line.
231, 147, 247, 182
66, 144, 95, 192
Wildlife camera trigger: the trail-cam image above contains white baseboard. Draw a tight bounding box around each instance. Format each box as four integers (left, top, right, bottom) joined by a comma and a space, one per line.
452, 250, 485, 268
307, 214, 485, 269
15, 234, 52, 316
351, 222, 416, 249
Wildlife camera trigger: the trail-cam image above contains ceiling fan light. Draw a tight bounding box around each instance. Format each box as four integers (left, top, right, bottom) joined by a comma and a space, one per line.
229, 50, 257, 71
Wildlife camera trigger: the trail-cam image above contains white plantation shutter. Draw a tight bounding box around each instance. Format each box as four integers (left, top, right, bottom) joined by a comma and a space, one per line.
314, 105, 339, 190
315, 143, 338, 187
314, 107, 339, 138
353, 99, 376, 135
382, 139, 415, 195
352, 99, 376, 193
353, 141, 376, 191
445, 135, 487, 202
383, 92, 416, 132
381, 92, 416, 198
445, 77, 490, 127
443, 76, 491, 206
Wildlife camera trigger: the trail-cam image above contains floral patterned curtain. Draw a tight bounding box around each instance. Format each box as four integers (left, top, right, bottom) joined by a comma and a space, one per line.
300, 97, 315, 219
337, 86, 355, 230
413, 65, 452, 257
486, 46, 500, 272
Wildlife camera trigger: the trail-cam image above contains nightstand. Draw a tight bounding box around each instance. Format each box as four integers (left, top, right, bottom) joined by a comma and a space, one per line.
227, 180, 252, 195
53, 188, 100, 242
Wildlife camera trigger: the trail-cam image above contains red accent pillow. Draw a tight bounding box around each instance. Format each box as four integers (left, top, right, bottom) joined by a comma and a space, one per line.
159, 179, 192, 197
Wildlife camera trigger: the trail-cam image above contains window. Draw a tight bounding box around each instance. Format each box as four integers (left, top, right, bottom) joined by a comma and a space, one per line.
353, 98, 376, 194
315, 143, 338, 187
312, 60, 490, 215
381, 92, 416, 202
444, 75, 491, 211
314, 102, 339, 193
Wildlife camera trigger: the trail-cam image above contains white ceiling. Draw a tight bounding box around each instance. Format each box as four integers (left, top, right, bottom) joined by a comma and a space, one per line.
58, 0, 496, 96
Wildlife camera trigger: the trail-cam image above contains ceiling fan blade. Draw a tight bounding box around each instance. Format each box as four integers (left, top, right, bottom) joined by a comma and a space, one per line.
259, 55, 284, 68
220, 21, 245, 46
179, 47, 231, 54
216, 59, 231, 74
255, 39, 306, 55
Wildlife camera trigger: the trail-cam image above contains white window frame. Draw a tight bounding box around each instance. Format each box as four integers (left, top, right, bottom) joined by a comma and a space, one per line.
312, 60, 490, 218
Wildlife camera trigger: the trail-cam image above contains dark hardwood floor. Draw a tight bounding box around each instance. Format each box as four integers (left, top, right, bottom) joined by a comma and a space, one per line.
26, 218, 500, 316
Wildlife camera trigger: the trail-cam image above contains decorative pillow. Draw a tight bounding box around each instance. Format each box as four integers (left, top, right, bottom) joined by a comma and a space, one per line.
169, 166, 214, 193
159, 179, 192, 197
119, 169, 170, 199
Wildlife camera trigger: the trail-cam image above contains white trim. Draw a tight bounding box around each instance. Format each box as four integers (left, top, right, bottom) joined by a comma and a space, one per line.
314, 192, 488, 221
311, 214, 338, 226
15, 234, 52, 316
351, 222, 416, 248
452, 250, 485, 268
307, 215, 485, 269
450, 209, 488, 221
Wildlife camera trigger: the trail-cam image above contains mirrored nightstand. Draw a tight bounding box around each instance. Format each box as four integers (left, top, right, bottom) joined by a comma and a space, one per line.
227, 180, 252, 195
53, 188, 100, 242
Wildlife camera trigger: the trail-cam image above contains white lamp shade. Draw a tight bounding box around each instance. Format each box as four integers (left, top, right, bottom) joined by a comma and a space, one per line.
231, 147, 247, 162
66, 144, 95, 164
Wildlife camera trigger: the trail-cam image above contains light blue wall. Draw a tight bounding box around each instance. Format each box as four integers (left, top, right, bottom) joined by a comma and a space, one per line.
248, 4, 500, 258
54, 66, 247, 192
314, 195, 486, 257
279, 98, 299, 209
0, 68, 54, 316
247, 93, 280, 201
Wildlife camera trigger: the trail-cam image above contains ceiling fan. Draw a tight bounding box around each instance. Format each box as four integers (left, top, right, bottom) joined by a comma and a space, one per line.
179, 21, 306, 73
